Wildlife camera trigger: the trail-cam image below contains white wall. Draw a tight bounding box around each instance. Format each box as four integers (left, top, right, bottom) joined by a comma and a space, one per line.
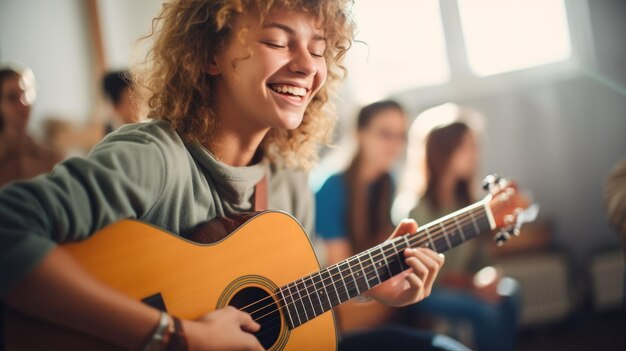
391, 0, 626, 269
0, 0, 93, 129
97, 0, 162, 70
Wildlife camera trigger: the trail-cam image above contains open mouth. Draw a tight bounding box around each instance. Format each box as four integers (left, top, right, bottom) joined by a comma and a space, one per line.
268, 84, 308, 102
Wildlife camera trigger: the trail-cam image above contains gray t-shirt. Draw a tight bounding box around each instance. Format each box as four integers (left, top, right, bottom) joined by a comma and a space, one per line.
0, 119, 315, 296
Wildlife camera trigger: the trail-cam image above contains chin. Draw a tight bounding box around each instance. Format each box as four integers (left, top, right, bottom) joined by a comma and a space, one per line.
276, 113, 304, 131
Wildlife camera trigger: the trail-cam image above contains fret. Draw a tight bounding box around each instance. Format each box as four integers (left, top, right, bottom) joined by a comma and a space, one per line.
378, 244, 393, 279
474, 207, 492, 234
370, 246, 391, 282
443, 218, 465, 248
384, 241, 406, 276
364, 250, 381, 287
392, 238, 409, 272
338, 260, 359, 299
367, 250, 381, 284
345, 259, 360, 295
352, 256, 370, 293
439, 222, 452, 250
294, 279, 312, 321
403, 234, 412, 251
454, 215, 466, 242
303, 276, 323, 317
354, 255, 371, 291
424, 226, 436, 250
311, 273, 332, 313
470, 209, 480, 234
287, 282, 304, 327
320, 268, 340, 308
278, 286, 296, 329
330, 264, 349, 304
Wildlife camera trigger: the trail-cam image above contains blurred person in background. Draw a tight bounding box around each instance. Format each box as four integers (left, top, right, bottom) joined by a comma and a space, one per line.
395, 103, 519, 351
604, 156, 626, 319
102, 69, 139, 133
0, 64, 60, 187
316, 100, 468, 351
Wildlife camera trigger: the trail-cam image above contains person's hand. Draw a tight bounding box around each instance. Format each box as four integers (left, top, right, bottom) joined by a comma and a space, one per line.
366, 219, 444, 307
183, 306, 264, 351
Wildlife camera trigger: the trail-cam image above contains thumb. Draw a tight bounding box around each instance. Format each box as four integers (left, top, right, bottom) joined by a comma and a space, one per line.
388, 219, 419, 240
238, 311, 261, 333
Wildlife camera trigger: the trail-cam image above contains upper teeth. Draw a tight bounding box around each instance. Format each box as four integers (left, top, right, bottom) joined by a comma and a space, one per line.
270, 85, 307, 96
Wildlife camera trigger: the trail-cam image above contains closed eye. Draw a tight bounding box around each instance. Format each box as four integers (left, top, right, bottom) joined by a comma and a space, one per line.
260, 41, 286, 49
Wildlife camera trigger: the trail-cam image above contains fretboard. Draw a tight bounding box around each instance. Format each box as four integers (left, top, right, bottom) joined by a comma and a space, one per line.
278, 200, 494, 329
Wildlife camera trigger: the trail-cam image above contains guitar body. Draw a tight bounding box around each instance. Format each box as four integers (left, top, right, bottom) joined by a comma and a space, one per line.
5, 211, 337, 350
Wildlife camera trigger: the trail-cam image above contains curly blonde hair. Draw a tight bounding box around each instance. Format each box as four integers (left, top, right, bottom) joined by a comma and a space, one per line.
132, 0, 355, 169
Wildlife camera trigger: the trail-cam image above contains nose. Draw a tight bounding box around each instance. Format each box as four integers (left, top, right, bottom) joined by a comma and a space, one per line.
288, 45, 317, 77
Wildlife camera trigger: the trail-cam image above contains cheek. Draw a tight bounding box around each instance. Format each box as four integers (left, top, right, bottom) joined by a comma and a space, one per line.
455, 152, 475, 173
314, 61, 328, 90
385, 144, 404, 164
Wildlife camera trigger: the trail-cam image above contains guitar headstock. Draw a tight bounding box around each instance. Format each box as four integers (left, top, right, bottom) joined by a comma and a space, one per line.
483, 174, 539, 246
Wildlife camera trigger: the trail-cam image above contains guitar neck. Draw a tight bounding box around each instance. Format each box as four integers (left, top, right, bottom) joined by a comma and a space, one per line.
278, 199, 495, 329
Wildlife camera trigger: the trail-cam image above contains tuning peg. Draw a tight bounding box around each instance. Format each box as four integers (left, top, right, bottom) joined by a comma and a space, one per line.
494, 229, 510, 246
506, 226, 521, 237
482, 174, 501, 192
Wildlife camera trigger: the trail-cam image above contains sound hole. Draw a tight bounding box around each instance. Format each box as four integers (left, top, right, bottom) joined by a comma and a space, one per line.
229, 286, 281, 349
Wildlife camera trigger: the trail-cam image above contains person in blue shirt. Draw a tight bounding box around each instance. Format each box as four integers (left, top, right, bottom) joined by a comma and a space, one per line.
317, 100, 406, 259
316, 100, 469, 351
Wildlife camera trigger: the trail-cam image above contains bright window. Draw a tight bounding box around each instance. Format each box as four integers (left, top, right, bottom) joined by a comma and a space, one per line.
345, 0, 450, 103
457, 0, 572, 77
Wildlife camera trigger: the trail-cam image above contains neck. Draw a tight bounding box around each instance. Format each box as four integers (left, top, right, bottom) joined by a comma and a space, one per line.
437, 174, 458, 209
356, 160, 384, 184
0, 125, 27, 143
205, 128, 268, 167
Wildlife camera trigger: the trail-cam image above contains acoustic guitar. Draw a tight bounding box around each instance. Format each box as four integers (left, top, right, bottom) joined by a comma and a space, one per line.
4, 175, 537, 350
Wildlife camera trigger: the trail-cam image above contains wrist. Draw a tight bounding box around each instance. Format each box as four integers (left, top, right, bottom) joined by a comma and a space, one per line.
141, 312, 171, 351
141, 312, 189, 351
166, 316, 189, 351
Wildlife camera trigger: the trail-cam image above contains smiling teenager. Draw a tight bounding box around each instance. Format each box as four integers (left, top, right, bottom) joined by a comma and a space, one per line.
0, 1, 444, 351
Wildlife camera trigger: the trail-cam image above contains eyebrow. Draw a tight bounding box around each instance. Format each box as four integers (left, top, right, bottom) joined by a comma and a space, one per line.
262, 22, 326, 41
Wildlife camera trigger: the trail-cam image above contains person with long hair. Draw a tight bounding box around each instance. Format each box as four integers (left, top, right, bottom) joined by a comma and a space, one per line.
316, 100, 468, 351
317, 100, 407, 261
0, 2, 444, 350
0, 64, 60, 186
396, 103, 519, 351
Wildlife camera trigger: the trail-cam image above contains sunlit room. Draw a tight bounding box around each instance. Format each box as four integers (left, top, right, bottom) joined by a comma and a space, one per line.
0, 0, 624, 350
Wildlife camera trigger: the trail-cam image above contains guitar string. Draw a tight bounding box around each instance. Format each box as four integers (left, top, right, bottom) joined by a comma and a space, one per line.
252, 201, 514, 340
252, 201, 511, 340
247, 203, 492, 326
240, 201, 489, 318
251, 202, 502, 339
241, 201, 500, 323
242, 202, 493, 324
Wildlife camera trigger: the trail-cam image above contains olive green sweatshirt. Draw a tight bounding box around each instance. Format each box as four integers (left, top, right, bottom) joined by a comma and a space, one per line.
0, 119, 315, 296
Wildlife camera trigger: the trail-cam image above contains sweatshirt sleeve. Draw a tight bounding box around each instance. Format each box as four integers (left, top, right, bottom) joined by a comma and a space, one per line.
0, 129, 169, 297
